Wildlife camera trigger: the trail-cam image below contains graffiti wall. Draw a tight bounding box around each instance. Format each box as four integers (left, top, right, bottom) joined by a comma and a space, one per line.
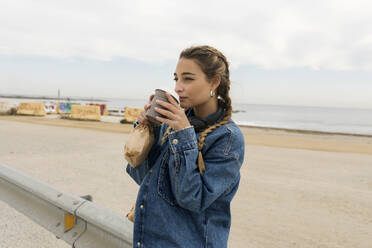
57, 102, 80, 114
17, 102, 46, 116
44, 102, 58, 113
87, 103, 108, 115
70, 105, 101, 121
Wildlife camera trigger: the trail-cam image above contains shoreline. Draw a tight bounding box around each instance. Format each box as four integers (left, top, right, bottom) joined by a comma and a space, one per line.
1, 115, 371, 155
1, 114, 372, 138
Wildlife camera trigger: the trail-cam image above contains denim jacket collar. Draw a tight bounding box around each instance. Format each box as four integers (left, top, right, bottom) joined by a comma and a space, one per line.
185, 102, 225, 133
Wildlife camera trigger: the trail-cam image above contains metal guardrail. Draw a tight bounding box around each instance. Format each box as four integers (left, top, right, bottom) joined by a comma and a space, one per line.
0, 164, 133, 248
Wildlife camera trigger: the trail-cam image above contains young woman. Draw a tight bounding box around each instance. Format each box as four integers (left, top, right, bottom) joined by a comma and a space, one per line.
126, 45, 245, 248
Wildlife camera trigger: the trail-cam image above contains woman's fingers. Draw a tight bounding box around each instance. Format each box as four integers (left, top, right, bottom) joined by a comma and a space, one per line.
154, 94, 190, 130
156, 100, 179, 114
139, 94, 153, 124
137, 93, 157, 125
145, 94, 154, 110
155, 116, 171, 125
154, 107, 176, 120
148, 94, 155, 104
137, 111, 145, 123
145, 92, 190, 130
144, 103, 151, 111
137, 111, 149, 125
138, 104, 150, 125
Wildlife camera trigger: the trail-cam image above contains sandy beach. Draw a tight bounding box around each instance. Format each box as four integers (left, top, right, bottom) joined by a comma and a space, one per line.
1, 115, 372, 247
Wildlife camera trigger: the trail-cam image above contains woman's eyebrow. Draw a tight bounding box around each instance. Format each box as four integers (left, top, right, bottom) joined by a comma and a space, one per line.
182, 72, 195, 75
173, 72, 196, 77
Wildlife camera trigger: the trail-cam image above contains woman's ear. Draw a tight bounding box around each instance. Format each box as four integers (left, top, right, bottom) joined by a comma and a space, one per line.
211, 75, 221, 91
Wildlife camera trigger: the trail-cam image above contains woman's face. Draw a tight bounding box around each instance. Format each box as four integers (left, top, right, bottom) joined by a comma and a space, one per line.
174, 58, 215, 109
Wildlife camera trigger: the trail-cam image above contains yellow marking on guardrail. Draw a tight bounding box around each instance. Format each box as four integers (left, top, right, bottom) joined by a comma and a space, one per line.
64, 213, 75, 232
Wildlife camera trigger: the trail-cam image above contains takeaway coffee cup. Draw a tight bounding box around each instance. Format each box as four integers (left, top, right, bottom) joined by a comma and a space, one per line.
145, 89, 179, 126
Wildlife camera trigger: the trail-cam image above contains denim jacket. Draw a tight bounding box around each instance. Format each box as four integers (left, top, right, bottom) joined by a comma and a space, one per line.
126, 109, 245, 248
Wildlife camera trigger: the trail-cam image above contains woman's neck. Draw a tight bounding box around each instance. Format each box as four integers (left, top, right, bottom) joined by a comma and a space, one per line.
193, 98, 218, 119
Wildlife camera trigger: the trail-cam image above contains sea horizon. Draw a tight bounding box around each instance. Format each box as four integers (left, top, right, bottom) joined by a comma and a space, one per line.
1, 93, 372, 111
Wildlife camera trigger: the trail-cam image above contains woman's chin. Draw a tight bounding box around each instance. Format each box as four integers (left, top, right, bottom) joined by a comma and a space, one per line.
180, 102, 191, 109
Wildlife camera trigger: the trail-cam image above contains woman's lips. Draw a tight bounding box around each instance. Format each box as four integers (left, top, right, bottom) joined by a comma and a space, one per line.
179, 97, 187, 102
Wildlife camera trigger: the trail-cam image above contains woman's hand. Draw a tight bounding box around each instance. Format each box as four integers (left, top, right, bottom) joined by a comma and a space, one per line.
155, 92, 191, 131
137, 94, 154, 125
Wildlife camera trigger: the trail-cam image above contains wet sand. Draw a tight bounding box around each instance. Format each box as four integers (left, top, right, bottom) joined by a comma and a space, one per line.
0, 116, 372, 247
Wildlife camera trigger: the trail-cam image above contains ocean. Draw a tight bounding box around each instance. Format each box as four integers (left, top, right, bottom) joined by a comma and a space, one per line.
2, 97, 372, 136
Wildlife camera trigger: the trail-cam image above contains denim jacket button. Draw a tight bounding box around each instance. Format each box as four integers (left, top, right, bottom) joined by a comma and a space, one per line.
140, 204, 144, 209
137, 242, 141, 247
172, 139, 178, 145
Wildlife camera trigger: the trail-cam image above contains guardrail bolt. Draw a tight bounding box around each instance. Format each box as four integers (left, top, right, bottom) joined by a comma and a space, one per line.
56, 222, 61, 227
57, 193, 62, 197
73, 232, 78, 238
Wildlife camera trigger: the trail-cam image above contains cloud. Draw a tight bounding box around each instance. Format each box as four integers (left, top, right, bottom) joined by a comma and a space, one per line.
1, 0, 372, 70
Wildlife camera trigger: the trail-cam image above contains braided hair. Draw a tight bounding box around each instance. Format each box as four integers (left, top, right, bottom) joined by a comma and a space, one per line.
162, 45, 233, 173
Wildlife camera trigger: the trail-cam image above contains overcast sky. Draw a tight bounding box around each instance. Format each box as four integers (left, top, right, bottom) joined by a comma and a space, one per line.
1, 0, 372, 108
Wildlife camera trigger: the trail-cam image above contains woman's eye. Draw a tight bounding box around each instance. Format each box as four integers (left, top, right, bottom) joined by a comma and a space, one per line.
184, 77, 194, 81
173, 78, 178, 82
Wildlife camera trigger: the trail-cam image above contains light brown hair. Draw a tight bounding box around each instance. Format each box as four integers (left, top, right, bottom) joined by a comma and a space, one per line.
162, 45, 232, 173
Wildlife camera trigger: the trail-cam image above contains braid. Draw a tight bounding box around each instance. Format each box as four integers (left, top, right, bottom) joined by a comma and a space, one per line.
217, 80, 232, 118
197, 114, 230, 173
161, 126, 172, 144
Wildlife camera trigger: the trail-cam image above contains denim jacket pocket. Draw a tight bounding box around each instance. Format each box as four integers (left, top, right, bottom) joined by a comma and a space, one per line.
157, 149, 177, 206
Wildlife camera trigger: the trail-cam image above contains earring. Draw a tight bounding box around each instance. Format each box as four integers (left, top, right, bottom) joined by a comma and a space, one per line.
210, 90, 215, 97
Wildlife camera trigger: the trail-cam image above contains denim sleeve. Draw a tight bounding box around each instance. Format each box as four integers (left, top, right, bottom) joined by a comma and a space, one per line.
166, 126, 245, 213
126, 122, 164, 185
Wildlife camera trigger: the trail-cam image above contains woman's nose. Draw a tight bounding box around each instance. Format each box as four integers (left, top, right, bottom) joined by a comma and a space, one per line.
174, 82, 183, 94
